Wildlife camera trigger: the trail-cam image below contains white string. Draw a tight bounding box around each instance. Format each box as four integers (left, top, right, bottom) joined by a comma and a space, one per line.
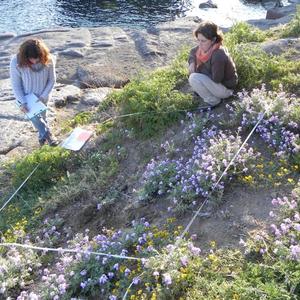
0, 105, 208, 216
0, 164, 40, 213
122, 273, 144, 300
0, 242, 143, 261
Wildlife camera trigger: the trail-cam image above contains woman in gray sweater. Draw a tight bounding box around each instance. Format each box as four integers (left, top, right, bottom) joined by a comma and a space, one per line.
10, 38, 58, 146
188, 21, 238, 108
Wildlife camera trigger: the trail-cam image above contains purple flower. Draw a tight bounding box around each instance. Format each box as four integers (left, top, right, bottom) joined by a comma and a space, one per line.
124, 268, 131, 276
290, 245, 300, 260
180, 256, 189, 267
133, 277, 140, 285
99, 274, 108, 284
80, 269, 87, 276
163, 273, 172, 285
113, 263, 119, 270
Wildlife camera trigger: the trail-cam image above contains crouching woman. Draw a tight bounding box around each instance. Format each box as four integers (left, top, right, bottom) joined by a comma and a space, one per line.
188, 21, 238, 108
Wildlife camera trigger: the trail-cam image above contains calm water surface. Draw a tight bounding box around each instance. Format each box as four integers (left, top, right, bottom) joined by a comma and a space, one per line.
0, 0, 289, 34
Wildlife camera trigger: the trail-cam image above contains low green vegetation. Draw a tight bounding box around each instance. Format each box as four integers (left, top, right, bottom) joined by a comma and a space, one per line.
224, 16, 300, 91
62, 111, 92, 132
280, 6, 300, 38
100, 52, 195, 138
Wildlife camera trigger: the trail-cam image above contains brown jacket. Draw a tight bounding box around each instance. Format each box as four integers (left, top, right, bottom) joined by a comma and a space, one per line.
188, 46, 238, 89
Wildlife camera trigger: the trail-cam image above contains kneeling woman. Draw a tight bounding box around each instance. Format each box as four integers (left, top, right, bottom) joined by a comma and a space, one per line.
10, 38, 58, 146
188, 21, 238, 107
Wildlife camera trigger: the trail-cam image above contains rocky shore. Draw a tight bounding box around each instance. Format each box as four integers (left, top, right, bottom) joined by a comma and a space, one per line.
0, 2, 298, 163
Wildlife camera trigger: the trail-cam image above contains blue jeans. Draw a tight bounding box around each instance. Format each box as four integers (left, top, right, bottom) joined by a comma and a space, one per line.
30, 111, 50, 141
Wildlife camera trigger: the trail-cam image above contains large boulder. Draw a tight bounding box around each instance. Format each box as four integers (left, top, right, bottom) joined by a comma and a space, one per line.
266, 3, 297, 19
199, 1, 218, 9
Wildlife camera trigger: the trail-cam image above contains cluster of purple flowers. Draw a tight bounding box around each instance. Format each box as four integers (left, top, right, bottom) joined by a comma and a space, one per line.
269, 195, 300, 261
231, 86, 300, 157
142, 124, 257, 207
12, 217, 174, 299
241, 188, 300, 264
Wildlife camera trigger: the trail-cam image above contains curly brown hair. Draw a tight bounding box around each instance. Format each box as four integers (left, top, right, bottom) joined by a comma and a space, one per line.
193, 21, 223, 43
18, 38, 51, 67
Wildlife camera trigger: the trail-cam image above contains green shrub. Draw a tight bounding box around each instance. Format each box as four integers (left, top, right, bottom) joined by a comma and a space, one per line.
9, 146, 71, 193
228, 45, 300, 91
224, 22, 267, 49
99, 50, 195, 138
280, 6, 300, 38
62, 112, 92, 133
224, 20, 300, 91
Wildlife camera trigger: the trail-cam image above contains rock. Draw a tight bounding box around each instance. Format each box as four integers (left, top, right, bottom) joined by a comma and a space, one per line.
60, 49, 85, 58
81, 87, 112, 106
262, 0, 283, 9
0, 141, 22, 155
248, 14, 293, 30
77, 65, 130, 88
0, 32, 15, 41
261, 38, 300, 55
266, 3, 296, 20
52, 84, 81, 108
199, 0, 218, 8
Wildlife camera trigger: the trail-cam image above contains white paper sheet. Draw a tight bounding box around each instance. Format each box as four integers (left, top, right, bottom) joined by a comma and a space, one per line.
60, 127, 93, 151
17, 93, 47, 119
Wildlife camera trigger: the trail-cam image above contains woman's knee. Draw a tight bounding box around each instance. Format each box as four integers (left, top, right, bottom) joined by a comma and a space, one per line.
189, 73, 208, 86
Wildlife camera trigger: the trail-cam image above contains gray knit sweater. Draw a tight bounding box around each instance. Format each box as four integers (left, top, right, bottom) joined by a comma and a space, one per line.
10, 55, 56, 105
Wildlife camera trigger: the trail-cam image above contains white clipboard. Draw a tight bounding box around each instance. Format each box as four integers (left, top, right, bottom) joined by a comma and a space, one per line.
17, 93, 47, 119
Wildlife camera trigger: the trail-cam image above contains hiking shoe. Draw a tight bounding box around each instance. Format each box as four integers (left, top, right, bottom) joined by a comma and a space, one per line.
39, 138, 46, 147
49, 139, 59, 147
198, 101, 221, 112
46, 134, 59, 147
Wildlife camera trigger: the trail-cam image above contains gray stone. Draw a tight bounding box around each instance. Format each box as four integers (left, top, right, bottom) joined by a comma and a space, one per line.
261, 38, 300, 55
60, 49, 85, 58
199, 0, 218, 8
81, 87, 112, 106
0, 33, 15, 41
266, 3, 296, 19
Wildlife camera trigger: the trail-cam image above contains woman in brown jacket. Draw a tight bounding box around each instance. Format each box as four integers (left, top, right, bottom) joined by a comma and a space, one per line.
188, 21, 238, 108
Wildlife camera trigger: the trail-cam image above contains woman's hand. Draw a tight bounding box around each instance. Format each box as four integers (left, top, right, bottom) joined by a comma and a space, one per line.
39, 96, 46, 103
188, 63, 196, 75
20, 103, 29, 113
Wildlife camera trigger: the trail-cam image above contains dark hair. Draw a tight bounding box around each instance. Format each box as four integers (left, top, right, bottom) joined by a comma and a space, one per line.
193, 21, 223, 43
18, 38, 51, 67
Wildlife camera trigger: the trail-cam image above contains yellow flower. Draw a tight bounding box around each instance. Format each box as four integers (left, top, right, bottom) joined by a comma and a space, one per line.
137, 289, 143, 295
151, 292, 157, 300
180, 273, 187, 279
287, 178, 294, 183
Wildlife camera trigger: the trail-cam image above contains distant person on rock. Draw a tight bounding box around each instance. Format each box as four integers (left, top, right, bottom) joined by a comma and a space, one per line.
10, 38, 58, 146
188, 21, 238, 108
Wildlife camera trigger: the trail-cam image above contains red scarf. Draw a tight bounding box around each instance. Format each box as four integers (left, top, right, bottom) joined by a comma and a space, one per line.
196, 42, 221, 70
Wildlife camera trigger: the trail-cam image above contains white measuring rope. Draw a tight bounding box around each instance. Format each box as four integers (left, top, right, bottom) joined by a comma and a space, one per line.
0, 106, 207, 217
0, 242, 143, 261
177, 110, 267, 243
0, 163, 40, 213
122, 273, 144, 300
